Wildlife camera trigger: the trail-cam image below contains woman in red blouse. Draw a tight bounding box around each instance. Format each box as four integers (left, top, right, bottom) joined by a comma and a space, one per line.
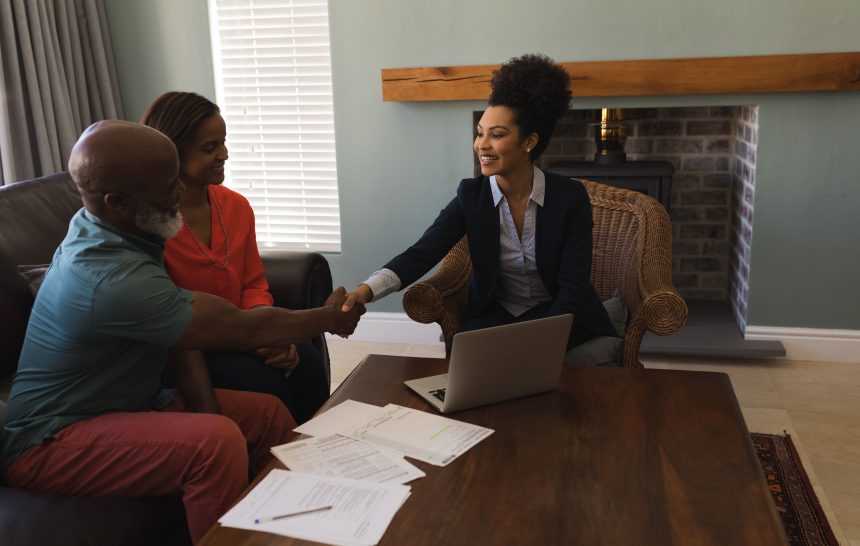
141, 92, 329, 424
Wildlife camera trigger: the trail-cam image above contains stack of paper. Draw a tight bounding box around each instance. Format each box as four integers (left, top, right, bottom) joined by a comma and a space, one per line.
293, 400, 494, 467
219, 400, 494, 545
342, 403, 494, 467
271, 434, 425, 485
218, 469, 410, 546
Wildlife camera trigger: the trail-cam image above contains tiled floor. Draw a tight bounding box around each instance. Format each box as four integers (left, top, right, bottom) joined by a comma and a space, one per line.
327, 338, 860, 545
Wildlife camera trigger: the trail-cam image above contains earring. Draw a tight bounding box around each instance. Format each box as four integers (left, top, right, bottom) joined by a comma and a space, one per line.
526, 147, 532, 153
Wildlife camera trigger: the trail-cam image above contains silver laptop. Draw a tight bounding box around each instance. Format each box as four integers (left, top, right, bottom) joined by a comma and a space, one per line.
405, 314, 573, 413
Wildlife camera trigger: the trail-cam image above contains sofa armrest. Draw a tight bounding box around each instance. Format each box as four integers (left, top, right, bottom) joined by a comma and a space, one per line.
0, 487, 190, 546
261, 251, 333, 310
260, 251, 333, 384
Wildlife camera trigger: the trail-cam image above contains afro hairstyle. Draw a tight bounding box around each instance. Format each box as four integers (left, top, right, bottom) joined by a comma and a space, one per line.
488, 53, 571, 161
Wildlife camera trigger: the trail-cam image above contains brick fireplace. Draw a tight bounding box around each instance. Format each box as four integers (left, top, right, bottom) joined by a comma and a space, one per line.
389, 52, 860, 357
475, 105, 760, 333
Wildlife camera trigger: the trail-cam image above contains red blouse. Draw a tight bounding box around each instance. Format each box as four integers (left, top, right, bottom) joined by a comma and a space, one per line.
164, 185, 273, 309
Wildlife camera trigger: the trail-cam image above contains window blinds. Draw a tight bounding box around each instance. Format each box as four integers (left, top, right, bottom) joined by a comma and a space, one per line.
208, 0, 341, 251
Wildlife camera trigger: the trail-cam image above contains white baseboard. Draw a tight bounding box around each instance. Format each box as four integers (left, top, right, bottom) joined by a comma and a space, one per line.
745, 325, 860, 364
326, 312, 443, 344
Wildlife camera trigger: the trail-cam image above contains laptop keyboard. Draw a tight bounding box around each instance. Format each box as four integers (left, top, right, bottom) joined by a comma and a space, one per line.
429, 388, 446, 401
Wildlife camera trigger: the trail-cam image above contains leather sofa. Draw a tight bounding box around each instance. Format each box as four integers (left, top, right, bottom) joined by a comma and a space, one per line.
0, 172, 333, 546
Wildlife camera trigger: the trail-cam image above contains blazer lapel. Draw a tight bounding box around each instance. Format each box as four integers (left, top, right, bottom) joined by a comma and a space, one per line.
478, 186, 500, 275
535, 188, 553, 288
468, 182, 500, 311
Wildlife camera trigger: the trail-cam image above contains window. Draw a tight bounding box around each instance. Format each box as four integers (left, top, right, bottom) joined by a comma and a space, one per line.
208, 0, 340, 251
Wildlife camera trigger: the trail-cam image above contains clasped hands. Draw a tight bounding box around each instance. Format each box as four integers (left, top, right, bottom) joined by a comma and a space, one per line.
257, 344, 300, 378
325, 285, 369, 338
258, 286, 369, 377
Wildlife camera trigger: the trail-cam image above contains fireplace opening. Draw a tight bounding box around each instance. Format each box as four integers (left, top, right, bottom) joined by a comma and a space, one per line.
473, 106, 784, 358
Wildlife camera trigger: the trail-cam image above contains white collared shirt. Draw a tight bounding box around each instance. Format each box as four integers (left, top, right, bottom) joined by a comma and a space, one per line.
489, 166, 552, 316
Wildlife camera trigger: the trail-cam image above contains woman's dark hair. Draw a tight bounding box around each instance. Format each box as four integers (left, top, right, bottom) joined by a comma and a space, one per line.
488, 53, 571, 161
140, 91, 219, 156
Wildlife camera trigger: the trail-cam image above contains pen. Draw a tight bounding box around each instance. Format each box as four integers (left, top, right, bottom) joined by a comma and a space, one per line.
254, 504, 333, 524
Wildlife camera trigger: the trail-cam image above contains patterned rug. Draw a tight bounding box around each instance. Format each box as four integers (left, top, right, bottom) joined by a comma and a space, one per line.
751, 432, 839, 545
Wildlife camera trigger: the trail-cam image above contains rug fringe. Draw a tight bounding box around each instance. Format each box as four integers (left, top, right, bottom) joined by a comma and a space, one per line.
780, 432, 839, 546
751, 431, 840, 546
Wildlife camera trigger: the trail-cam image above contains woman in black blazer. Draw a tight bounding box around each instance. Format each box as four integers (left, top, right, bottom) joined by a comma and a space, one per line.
344, 54, 616, 348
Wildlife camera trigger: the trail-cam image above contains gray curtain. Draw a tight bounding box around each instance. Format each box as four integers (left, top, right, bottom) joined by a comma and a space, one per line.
0, 0, 123, 185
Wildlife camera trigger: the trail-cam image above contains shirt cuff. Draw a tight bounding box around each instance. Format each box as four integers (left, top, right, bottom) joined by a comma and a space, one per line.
240, 290, 275, 309
364, 268, 401, 302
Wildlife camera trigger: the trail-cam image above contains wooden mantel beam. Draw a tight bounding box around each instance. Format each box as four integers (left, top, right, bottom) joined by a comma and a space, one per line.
381, 52, 860, 102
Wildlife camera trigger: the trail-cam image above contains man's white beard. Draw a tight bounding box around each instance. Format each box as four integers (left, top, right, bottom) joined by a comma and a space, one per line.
135, 202, 183, 239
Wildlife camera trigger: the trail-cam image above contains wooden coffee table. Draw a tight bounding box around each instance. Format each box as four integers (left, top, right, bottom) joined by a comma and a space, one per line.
200, 354, 786, 546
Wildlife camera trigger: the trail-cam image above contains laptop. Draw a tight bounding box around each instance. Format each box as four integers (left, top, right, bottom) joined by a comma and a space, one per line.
405, 313, 573, 413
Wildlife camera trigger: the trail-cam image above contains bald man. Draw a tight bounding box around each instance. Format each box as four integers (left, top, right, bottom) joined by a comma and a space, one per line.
0, 121, 364, 544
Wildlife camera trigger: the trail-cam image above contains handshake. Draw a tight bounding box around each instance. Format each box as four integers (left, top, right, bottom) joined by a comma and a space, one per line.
323, 285, 373, 337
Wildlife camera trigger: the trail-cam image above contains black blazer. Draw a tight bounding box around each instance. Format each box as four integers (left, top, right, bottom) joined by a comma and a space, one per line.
385, 170, 617, 342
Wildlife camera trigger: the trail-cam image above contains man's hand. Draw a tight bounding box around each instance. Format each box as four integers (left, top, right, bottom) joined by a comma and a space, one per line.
257, 344, 301, 378
342, 284, 373, 312
166, 349, 221, 414
325, 286, 365, 336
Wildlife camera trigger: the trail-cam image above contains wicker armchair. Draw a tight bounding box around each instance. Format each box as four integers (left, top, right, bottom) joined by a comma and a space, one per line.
402, 179, 688, 368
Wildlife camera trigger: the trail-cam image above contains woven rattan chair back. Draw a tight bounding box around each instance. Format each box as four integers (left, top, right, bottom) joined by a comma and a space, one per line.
402, 179, 686, 366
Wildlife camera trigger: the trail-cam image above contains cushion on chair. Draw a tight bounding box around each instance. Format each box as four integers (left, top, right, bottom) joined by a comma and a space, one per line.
16, 264, 50, 296
564, 290, 628, 366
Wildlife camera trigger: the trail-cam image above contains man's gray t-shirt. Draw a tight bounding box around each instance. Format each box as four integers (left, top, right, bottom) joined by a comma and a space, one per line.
1, 209, 194, 470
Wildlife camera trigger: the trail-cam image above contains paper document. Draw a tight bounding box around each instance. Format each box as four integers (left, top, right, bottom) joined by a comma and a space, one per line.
295, 399, 386, 437
218, 469, 411, 546
271, 434, 425, 485
344, 404, 493, 467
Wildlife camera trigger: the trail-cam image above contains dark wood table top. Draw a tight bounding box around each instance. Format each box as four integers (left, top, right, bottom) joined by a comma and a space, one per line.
200, 355, 786, 546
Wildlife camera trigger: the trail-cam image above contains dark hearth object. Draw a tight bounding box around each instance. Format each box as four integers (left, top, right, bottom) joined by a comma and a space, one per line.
592, 108, 628, 164
592, 121, 627, 163
547, 160, 674, 211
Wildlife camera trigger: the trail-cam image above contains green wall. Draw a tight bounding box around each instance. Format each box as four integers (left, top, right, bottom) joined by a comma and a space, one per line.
103, 0, 860, 329
103, 0, 216, 120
